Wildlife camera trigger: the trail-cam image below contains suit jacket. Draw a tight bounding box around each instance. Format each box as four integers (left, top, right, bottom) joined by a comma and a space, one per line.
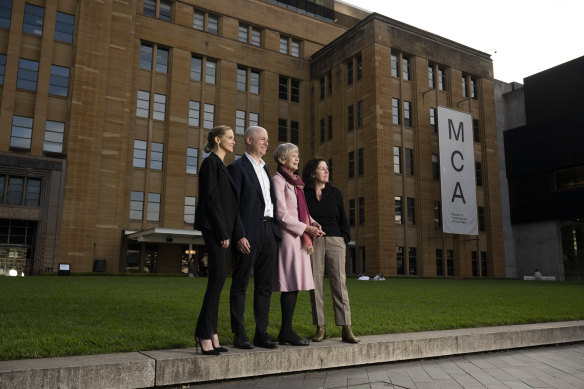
228, 155, 281, 249
194, 152, 239, 242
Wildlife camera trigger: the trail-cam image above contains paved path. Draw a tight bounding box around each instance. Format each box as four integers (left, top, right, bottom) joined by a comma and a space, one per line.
182, 343, 584, 389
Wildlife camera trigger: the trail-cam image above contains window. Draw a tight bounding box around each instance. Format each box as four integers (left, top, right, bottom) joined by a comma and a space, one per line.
481, 251, 488, 277
395, 195, 403, 224
23, 4, 44, 36
143, 0, 156, 17
191, 56, 202, 81
0, 176, 3, 203
7, 177, 24, 205
278, 118, 287, 142
25, 178, 41, 206
393, 146, 402, 174
186, 148, 198, 174
147, 193, 161, 221
405, 148, 414, 176
251, 27, 261, 46
207, 14, 218, 34
136, 90, 150, 118
434, 200, 442, 228
133, 140, 147, 168
290, 39, 300, 57
130, 191, 144, 220
290, 79, 299, 102
156, 47, 168, 73
327, 115, 332, 141
473, 119, 480, 142
0, 53, 5, 85
430, 108, 436, 133
250, 70, 260, 94
10, 116, 33, 150
203, 104, 214, 129
478, 206, 485, 232
358, 197, 364, 225
347, 59, 353, 86
358, 148, 364, 176
184, 196, 196, 223
432, 154, 440, 180
327, 71, 332, 96
476, 162, 482, 187
237, 67, 247, 91
471, 77, 478, 100
407, 197, 416, 225
438, 66, 446, 91
348, 151, 354, 179
150, 142, 163, 170
0, 0, 12, 29
392, 98, 400, 125
193, 10, 216, 33
391, 53, 398, 77
43, 121, 65, 153
319, 76, 325, 100
249, 112, 258, 127
356, 53, 362, 80
279, 36, 288, 54
471, 251, 478, 277
279, 36, 299, 56
359, 246, 366, 274
55, 12, 74, 43
402, 56, 410, 80
408, 247, 417, 275
436, 249, 444, 276
290, 121, 299, 145
17, 58, 39, 91
447, 249, 454, 276
320, 119, 325, 143
428, 64, 435, 88
188, 100, 200, 127
396, 246, 404, 275
462, 74, 468, 97
159, 0, 172, 21
403, 101, 411, 127
349, 199, 355, 226
238, 23, 248, 43
153, 93, 166, 121
357, 100, 363, 128
205, 59, 216, 84
347, 105, 354, 131
49, 65, 69, 96
193, 11, 204, 30
140, 44, 153, 70
236, 110, 246, 135
279, 76, 288, 100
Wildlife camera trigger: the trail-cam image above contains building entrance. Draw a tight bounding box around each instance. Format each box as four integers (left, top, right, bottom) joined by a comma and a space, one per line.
0, 219, 36, 276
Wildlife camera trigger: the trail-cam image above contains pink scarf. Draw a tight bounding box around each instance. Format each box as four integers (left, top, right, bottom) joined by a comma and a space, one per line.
277, 165, 314, 254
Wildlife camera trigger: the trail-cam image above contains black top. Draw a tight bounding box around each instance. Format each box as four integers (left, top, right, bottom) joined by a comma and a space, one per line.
304, 185, 351, 244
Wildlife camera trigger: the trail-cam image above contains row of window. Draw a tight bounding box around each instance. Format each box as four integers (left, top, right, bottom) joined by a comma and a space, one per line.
0, 175, 41, 207
143, 0, 301, 58
0, 55, 70, 96
9, 116, 65, 153
0, 2, 75, 43
396, 247, 488, 277
348, 197, 365, 227
277, 119, 299, 145
130, 191, 196, 224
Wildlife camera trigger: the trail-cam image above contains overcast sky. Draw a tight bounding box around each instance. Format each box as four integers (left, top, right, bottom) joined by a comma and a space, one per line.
340, 0, 583, 83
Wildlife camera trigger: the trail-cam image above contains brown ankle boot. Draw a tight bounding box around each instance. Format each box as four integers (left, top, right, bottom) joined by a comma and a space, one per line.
342, 325, 360, 343
312, 325, 326, 342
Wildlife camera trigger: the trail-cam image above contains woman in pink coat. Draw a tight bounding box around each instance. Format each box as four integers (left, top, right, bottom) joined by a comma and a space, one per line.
272, 143, 324, 346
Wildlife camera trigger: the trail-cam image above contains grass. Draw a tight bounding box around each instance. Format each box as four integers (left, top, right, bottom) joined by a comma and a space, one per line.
1, 276, 583, 361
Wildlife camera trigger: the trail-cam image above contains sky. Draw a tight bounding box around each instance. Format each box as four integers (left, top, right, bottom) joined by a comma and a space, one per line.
339, 0, 584, 83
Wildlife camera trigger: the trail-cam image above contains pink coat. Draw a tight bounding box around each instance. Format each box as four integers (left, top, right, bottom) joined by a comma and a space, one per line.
271, 173, 315, 292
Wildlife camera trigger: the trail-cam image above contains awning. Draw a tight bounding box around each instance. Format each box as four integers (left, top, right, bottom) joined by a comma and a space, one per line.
125, 228, 204, 245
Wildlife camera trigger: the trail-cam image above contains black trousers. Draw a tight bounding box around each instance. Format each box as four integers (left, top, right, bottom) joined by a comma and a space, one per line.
195, 230, 228, 339
230, 220, 277, 337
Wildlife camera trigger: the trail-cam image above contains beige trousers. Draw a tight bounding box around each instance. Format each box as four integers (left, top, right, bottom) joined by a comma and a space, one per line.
309, 236, 352, 326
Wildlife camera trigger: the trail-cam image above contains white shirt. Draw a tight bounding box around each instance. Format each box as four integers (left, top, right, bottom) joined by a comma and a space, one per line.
245, 152, 274, 218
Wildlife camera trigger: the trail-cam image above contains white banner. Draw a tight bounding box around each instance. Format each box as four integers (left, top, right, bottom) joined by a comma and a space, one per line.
437, 106, 478, 236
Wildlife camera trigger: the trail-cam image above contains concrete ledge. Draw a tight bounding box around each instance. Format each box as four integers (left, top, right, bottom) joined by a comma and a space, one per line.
1, 321, 583, 388
0, 352, 155, 389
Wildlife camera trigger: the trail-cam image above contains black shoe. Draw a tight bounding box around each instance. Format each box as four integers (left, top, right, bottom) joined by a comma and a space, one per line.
214, 346, 228, 352
278, 332, 309, 346
233, 334, 254, 349
195, 338, 220, 356
254, 334, 278, 349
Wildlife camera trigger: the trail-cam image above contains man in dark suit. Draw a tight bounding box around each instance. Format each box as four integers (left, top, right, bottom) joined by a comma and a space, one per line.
228, 126, 281, 349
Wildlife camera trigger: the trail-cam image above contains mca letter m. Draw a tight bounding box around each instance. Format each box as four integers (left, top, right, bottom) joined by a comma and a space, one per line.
448, 119, 464, 142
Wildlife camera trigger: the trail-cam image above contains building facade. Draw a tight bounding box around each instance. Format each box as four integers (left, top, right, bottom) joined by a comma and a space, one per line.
0, 0, 504, 277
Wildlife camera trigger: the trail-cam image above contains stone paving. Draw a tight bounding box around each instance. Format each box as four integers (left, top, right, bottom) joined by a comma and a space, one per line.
182, 343, 584, 389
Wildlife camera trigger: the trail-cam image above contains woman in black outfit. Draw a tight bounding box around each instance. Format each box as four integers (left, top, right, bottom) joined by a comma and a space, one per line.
302, 158, 359, 344
194, 125, 238, 355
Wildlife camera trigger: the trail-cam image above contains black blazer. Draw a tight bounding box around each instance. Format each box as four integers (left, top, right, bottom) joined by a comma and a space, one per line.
194, 152, 239, 242
228, 155, 281, 248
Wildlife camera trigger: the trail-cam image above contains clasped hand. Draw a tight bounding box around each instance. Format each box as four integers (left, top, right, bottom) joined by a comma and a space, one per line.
306, 222, 325, 239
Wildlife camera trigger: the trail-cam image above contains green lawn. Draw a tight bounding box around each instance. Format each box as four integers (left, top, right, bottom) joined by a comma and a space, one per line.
1, 276, 583, 360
